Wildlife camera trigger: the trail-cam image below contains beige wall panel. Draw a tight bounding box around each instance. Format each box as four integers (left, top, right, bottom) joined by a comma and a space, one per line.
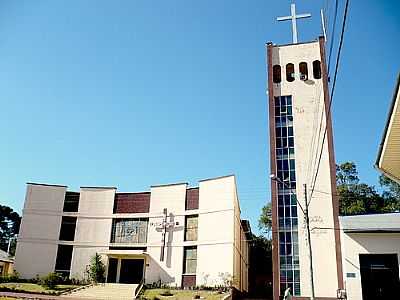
14, 241, 58, 278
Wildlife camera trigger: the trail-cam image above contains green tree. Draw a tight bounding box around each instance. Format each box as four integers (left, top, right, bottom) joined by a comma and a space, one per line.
336, 162, 400, 215
88, 253, 106, 283
258, 202, 272, 237
0, 205, 21, 255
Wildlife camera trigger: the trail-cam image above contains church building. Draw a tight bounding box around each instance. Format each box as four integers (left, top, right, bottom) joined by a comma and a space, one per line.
267, 4, 343, 299
14, 175, 250, 292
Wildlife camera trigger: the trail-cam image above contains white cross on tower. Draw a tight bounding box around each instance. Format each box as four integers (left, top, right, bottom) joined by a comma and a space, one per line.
277, 3, 311, 44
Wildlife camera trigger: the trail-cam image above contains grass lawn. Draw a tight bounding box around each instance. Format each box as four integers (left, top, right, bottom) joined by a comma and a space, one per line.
0, 283, 79, 295
141, 289, 228, 300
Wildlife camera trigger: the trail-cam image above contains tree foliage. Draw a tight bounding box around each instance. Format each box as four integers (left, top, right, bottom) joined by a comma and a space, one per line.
336, 162, 400, 215
258, 202, 272, 236
0, 205, 21, 255
88, 253, 106, 283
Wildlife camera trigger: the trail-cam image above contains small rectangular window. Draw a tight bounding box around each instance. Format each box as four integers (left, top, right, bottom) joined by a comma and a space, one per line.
59, 216, 77, 241
184, 215, 198, 241
55, 245, 73, 276
313, 60, 322, 79
183, 246, 197, 274
63, 192, 80, 212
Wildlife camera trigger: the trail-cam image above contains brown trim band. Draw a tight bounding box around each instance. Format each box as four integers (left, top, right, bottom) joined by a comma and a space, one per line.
318, 36, 344, 290
266, 42, 280, 300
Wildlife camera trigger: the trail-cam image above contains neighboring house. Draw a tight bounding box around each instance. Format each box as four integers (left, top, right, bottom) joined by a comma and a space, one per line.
339, 213, 400, 300
14, 175, 250, 292
339, 74, 400, 300
0, 249, 14, 276
376, 73, 400, 183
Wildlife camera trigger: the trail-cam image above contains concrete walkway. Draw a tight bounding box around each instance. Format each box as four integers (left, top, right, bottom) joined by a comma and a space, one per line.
63, 283, 137, 300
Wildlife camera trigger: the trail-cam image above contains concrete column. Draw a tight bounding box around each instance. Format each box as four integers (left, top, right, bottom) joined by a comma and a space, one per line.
116, 258, 122, 283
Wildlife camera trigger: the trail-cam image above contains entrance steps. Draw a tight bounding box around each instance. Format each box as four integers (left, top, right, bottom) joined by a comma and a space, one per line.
64, 283, 138, 300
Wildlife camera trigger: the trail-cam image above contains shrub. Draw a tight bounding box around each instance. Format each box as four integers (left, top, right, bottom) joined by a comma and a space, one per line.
88, 253, 106, 283
40, 272, 62, 289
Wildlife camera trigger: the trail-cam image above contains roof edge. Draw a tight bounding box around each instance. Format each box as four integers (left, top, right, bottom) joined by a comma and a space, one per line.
27, 182, 67, 188
375, 72, 400, 169
199, 174, 235, 183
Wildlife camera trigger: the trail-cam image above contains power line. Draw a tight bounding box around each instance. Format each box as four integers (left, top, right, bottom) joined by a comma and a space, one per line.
327, 0, 339, 75
309, 0, 350, 203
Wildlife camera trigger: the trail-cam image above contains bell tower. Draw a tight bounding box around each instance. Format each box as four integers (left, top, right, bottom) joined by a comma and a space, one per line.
267, 4, 343, 299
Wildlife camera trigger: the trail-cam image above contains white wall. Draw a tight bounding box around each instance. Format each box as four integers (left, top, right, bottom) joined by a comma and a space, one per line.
340, 232, 400, 300
271, 41, 339, 298
145, 183, 187, 286
70, 187, 115, 278
14, 184, 66, 278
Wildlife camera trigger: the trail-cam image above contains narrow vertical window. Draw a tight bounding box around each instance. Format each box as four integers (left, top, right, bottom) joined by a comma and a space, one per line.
59, 216, 77, 241
286, 63, 295, 82
184, 215, 198, 241
183, 246, 197, 274
273, 65, 282, 83
299, 62, 308, 80
63, 192, 80, 212
312, 60, 321, 79
55, 245, 73, 277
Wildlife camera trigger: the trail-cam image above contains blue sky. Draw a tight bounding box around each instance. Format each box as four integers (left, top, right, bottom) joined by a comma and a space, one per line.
0, 0, 399, 234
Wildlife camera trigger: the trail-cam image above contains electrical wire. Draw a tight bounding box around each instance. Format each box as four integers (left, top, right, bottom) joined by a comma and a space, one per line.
308, 0, 350, 205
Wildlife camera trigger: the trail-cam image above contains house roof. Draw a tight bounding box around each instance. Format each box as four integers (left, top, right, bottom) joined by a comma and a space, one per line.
339, 213, 400, 233
0, 249, 14, 263
375, 73, 400, 183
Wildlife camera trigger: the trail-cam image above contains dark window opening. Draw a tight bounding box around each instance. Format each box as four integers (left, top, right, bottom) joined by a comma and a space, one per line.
55, 245, 73, 274
299, 62, 308, 80
63, 192, 80, 212
313, 60, 322, 79
273, 65, 282, 83
59, 216, 77, 241
286, 63, 295, 82
185, 188, 199, 210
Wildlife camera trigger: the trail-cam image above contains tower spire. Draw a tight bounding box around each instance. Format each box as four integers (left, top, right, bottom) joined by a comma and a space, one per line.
277, 3, 311, 44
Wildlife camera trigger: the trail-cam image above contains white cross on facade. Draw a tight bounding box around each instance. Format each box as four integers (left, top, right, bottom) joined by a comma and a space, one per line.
277, 3, 311, 44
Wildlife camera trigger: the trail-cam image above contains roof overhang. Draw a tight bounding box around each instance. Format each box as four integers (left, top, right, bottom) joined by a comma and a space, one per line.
340, 213, 400, 233
376, 73, 400, 183
99, 249, 148, 258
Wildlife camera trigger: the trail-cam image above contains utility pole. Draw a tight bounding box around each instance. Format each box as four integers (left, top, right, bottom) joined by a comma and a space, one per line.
304, 184, 315, 300
270, 175, 316, 299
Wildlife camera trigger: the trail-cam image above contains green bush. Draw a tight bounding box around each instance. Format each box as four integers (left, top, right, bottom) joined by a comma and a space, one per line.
40, 272, 62, 289
88, 253, 106, 283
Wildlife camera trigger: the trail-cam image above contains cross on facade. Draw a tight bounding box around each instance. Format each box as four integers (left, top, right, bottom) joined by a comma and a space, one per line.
277, 3, 311, 44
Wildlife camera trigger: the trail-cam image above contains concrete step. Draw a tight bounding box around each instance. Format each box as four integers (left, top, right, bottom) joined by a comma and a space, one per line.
64, 283, 138, 300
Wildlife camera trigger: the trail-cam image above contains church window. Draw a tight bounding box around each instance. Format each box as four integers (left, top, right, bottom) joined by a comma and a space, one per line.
273, 65, 282, 83
274, 95, 300, 295
183, 246, 197, 274
313, 60, 322, 79
184, 215, 198, 241
299, 62, 308, 80
110, 218, 148, 244
286, 64, 295, 82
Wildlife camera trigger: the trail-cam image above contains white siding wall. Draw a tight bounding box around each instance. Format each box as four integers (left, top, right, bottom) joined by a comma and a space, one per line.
271, 41, 339, 297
